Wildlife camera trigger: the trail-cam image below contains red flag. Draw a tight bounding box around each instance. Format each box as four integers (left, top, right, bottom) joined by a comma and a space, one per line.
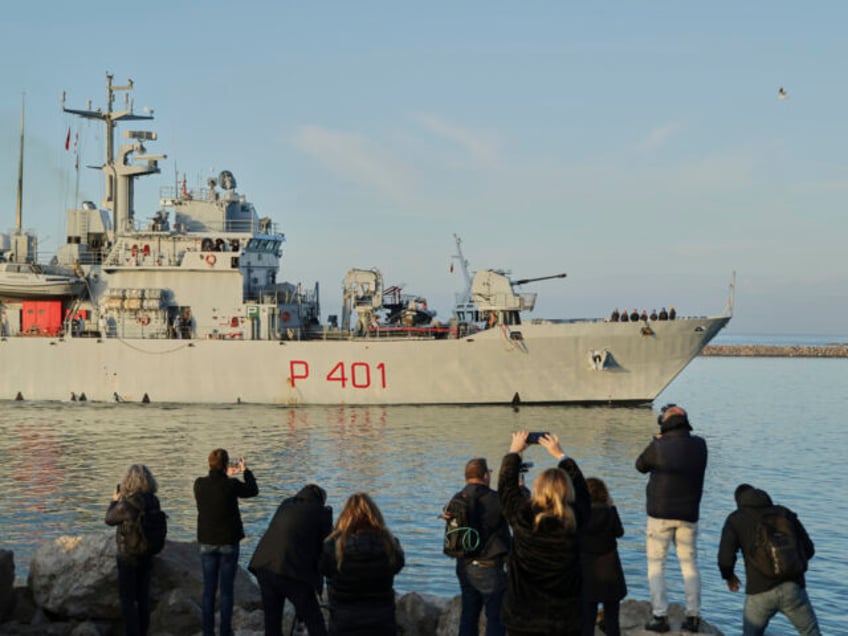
64, 128, 71, 151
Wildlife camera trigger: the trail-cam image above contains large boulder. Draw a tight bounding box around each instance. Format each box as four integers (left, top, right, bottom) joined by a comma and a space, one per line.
0, 549, 15, 621
149, 540, 261, 611
28, 532, 260, 624
28, 535, 119, 620
619, 599, 723, 635
396, 591, 449, 636
435, 594, 463, 635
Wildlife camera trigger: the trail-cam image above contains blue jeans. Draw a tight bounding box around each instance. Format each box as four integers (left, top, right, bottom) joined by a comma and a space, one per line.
743, 581, 820, 636
457, 559, 506, 636
646, 516, 700, 617
201, 543, 240, 636
117, 557, 153, 636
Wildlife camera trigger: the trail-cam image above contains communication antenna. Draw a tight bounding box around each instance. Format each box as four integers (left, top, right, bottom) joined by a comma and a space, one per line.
15, 93, 25, 233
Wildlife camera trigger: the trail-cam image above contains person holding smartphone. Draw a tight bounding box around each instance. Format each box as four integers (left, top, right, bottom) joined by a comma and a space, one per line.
194, 449, 259, 636
105, 464, 162, 636
497, 431, 590, 636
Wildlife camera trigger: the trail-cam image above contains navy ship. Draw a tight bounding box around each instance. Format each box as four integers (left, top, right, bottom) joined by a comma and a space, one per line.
0, 75, 731, 405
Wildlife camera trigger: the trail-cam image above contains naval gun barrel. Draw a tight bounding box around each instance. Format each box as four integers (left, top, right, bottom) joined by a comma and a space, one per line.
513, 273, 567, 285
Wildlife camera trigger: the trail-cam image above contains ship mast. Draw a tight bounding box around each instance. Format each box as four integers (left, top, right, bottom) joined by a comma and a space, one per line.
9, 93, 36, 264
451, 233, 473, 304
15, 94, 24, 234
62, 73, 157, 237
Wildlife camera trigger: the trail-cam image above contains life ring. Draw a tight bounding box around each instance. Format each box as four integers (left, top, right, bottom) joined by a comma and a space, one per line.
137, 314, 150, 326
205, 254, 217, 267
281, 310, 291, 323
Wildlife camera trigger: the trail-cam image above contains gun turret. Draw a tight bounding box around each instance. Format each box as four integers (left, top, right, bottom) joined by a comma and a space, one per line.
513, 273, 567, 285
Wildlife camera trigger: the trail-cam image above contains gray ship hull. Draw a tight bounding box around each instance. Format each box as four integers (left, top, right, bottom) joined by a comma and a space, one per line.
1, 315, 728, 405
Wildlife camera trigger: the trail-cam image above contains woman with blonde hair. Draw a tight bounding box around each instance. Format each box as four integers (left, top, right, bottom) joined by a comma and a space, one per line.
498, 432, 590, 636
105, 464, 163, 636
319, 492, 404, 635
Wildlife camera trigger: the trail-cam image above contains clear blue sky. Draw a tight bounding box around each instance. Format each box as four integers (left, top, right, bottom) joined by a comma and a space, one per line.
1, 2, 845, 335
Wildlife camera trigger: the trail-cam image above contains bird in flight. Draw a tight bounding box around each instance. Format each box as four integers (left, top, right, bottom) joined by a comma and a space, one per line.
778, 87, 788, 100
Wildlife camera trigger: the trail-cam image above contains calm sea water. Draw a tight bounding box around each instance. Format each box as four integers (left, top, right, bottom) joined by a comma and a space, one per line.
0, 351, 845, 635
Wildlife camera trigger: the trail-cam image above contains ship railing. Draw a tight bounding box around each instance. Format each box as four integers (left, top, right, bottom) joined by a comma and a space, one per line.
75, 252, 106, 265
157, 216, 277, 235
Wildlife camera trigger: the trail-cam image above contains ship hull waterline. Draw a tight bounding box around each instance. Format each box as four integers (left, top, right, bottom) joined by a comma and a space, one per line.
1, 316, 729, 406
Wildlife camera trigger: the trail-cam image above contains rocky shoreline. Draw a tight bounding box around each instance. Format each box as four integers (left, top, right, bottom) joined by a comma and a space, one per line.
0, 534, 723, 635
701, 344, 848, 358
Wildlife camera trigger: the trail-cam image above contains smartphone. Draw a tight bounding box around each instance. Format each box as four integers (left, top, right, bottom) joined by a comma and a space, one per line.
116, 483, 121, 493
526, 432, 549, 444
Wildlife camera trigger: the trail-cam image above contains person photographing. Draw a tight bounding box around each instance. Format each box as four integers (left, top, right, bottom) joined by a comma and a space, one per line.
194, 449, 259, 636
498, 431, 590, 636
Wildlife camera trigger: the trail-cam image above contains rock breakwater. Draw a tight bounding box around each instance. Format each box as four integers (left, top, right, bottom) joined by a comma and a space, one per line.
1, 533, 724, 635
702, 344, 848, 358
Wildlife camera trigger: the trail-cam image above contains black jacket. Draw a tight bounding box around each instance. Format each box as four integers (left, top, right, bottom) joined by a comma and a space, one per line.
248, 486, 333, 590
717, 487, 815, 595
635, 421, 707, 522
105, 491, 161, 564
498, 452, 591, 635
319, 530, 405, 636
447, 482, 511, 562
580, 502, 627, 603
194, 468, 258, 545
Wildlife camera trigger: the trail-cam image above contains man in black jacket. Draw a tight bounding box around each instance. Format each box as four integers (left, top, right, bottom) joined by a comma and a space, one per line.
248, 484, 332, 636
194, 449, 259, 636
445, 457, 511, 636
635, 404, 707, 633
718, 484, 820, 636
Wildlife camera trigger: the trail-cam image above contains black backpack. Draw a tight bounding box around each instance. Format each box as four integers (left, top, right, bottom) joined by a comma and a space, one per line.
123, 496, 168, 558
443, 491, 482, 559
749, 508, 807, 579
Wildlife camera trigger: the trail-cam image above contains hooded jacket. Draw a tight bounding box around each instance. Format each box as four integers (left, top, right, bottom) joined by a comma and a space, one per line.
717, 487, 815, 595
635, 415, 707, 522
248, 485, 333, 590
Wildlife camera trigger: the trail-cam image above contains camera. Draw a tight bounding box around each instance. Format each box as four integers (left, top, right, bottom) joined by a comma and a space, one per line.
526, 432, 549, 444
519, 461, 534, 473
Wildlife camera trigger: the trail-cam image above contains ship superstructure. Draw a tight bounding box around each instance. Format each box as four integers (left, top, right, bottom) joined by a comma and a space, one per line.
0, 75, 731, 405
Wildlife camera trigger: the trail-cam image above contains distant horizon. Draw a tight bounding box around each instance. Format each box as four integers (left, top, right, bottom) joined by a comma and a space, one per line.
713, 330, 846, 343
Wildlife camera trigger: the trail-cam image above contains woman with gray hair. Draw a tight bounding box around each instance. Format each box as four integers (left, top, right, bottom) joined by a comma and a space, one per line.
105, 464, 163, 636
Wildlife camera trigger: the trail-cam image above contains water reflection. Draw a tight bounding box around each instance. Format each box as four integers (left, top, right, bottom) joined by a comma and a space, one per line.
0, 402, 656, 596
